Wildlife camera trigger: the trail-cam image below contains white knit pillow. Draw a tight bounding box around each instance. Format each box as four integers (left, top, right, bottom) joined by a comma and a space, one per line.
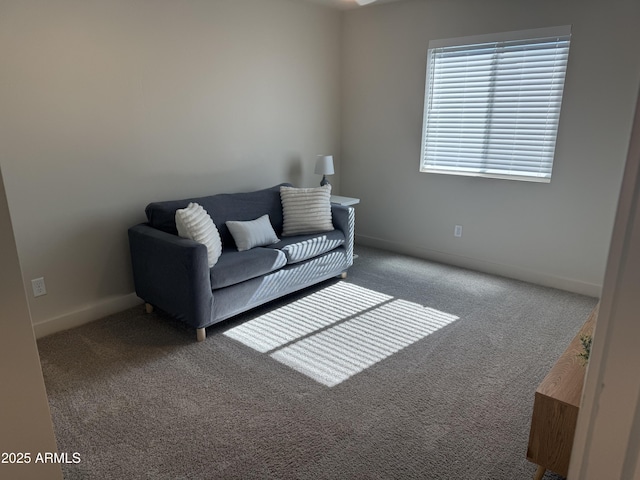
280, 185, 334, 236
175, 203, 222, 268
226, 214, 280, 252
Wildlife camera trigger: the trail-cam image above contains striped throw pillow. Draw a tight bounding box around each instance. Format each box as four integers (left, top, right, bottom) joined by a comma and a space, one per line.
175, 202, 222, 268
280, 185, 334, 236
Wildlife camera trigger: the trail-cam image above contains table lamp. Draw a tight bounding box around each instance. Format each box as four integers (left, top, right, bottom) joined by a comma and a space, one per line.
315, 155, 334, 186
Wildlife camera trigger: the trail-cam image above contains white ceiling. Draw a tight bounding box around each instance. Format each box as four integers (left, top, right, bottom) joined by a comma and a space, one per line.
295, 0, 405, 10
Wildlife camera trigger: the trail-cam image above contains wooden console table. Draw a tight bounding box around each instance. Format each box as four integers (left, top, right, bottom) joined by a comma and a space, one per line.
526, 304, 598, 479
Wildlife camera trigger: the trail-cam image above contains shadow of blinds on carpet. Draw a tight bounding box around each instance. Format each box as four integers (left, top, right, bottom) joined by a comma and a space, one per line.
224, 282, 459, 387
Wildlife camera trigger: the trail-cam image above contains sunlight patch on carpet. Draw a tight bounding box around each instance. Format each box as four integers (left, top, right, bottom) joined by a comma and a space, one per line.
271, 299, 458, 387
223, 282, 392, 352
224, 282, 459, 387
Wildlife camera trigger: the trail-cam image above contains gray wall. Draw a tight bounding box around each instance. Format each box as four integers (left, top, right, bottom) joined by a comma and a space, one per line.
0, 0, 341, 334
570, 82, 640, 480
0, 166, 62, 479
341, 0, 640, 295
3, 0, 639, 335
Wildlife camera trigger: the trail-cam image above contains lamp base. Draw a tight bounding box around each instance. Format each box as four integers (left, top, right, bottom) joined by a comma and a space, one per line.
320, 176, 331, 187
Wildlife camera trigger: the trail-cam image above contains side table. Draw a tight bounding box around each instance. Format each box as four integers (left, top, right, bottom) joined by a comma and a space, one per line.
330, 195, 360, 206
526, 304, 599, 479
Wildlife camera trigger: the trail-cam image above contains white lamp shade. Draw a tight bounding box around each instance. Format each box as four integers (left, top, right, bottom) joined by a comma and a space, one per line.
315, 155, 335, 176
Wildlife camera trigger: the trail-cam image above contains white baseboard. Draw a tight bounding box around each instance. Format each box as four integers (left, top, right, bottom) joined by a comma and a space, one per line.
355, 234, 602, 298
33, 293, 143, 339
31, 236, 600, 339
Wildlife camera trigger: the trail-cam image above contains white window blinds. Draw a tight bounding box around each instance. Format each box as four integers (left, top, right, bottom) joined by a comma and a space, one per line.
420, 26, 571, 182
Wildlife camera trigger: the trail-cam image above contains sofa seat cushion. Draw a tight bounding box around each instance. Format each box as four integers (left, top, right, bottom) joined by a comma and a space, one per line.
267, 230, 345, 264
210, 248, 287, 290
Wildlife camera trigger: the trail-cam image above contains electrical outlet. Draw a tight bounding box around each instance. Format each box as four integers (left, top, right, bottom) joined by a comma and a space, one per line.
454, 225, 463, 238
32, 277, 47, 297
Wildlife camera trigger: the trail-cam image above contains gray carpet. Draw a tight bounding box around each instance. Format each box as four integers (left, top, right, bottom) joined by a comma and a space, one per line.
38, 246, 597, 479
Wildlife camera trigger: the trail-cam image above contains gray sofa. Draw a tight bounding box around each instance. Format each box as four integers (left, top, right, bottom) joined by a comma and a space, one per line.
128, 184, 354, 341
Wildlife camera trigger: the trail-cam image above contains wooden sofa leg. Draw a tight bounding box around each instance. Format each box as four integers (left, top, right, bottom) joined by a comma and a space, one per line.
196, 328, 206, 342
145, 303, 154, 314
340, 272, 347, 279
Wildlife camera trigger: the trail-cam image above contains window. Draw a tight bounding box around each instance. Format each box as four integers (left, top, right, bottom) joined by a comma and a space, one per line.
420, 26, 571, 183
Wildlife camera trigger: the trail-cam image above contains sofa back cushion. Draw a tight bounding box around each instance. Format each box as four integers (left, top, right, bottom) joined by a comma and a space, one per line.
145, 184, 290, 248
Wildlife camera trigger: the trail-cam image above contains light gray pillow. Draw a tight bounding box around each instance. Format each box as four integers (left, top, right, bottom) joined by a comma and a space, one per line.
226, 214, 280, 252
175, 203, 223, 268
280, 184, 334, 236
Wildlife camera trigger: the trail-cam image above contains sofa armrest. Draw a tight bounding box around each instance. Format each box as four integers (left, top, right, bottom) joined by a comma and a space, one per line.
331, 204, 355, 268
128, 224, 214, 329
